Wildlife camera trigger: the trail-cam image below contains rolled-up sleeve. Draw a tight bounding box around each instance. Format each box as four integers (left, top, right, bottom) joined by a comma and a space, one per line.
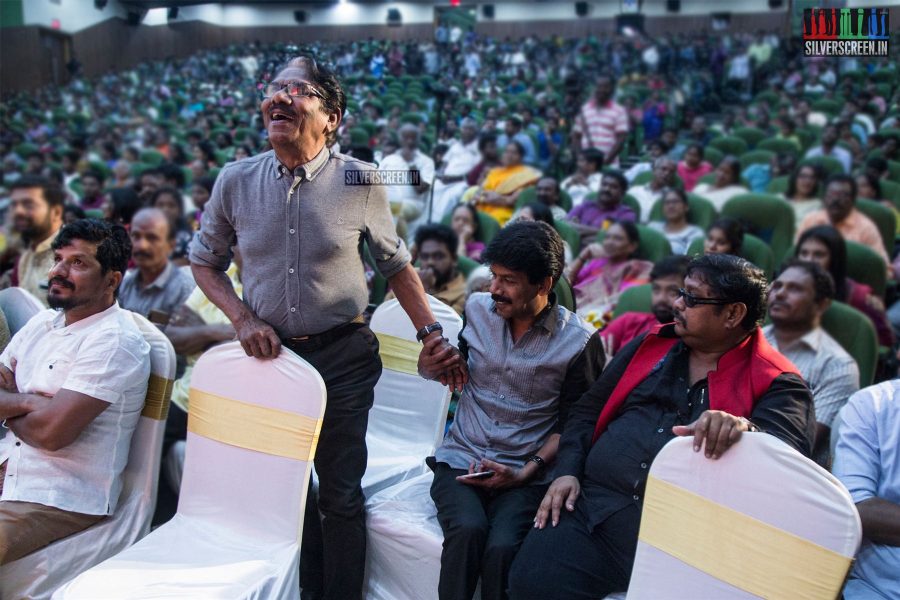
364, 182, 410, 279
189, 169, 236, 271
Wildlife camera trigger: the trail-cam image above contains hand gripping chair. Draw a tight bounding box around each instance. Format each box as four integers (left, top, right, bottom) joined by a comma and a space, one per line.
0, 287, 45, 335
360, 294, 463, 497
0, 313, 176, 600
54, 341, 327, 600
623, 435, 861, 599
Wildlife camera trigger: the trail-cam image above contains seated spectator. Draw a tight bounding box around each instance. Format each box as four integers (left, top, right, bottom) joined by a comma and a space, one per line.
470, 141, 541, 226
1, 176, 65, 305
465, 265, 492, 301
624, 140, 666, 183
77, 170, 107, 212
704, 216, 744, 256
855, 172, 899, 232
136, 168, 163, 205
0, 219, 151, 565
627, 157, 677, 222
566, 170, 635, 246
417, 221, 603, 600
796, 225, 894, 348
150, 187, 194, 266
832, 382, 900, 600
104, 187, 143, 228
189, 175, 215, 231
433, 118, 481, 221
110, 159, 133, 189
497, 113, 537, 166
380, 123, 435, 237
676, 144, 713, 192
601, 255, 689, 357
783, 164, 824, 227
386, 224, 466, 315
692, 157, 748, 211
561, 148, 604, 208
509, 254, 814, 599
647, 188, 704, 255
118, 208, 195, 324
465, 133, 501, 188
796, 174, 890, 267
513, 202, 573, 264
449, 204, 486, 262
743, 152, 795, 194
804, 124, 852, 174
567, 220, 652, 319
763, 260, 860, 465
63, 204, 86, 225
532, 177, 568, 222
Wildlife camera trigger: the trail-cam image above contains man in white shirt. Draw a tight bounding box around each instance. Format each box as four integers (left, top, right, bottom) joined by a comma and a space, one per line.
0, 219, 151, 565
627, 157, 677, 223
432, 118, 481, 222
763, 260, 859, 464
379, 123, 435, 239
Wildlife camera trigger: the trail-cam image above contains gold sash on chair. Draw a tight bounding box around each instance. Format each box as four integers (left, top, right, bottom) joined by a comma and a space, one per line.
141, 374, 173, 420
375, 332, 421, 376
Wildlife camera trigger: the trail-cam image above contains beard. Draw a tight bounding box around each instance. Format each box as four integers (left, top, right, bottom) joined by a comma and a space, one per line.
47, 277, 82, 311
652, 304, 674, 324
15, 213, 53, 242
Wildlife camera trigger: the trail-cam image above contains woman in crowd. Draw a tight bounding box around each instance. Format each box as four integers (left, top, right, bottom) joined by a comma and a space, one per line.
647, 188, 705, 254
189, 175, 216, 231
469, 141, 541, 226
151, 187, 194, 266
449, 203, 485, 262
703, 216, 744, 256
796, 225, 894, 347
676, 143, 713, 192
566, 220, 653, 318
783, 164, 824, 226
692, 156, 748, 211
514, 202, 573, 264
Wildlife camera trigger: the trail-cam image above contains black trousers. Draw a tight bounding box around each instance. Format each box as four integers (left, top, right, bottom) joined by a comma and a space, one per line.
297, 326, 382, 600
430, 462, 547, 600
507, 502, 640, 600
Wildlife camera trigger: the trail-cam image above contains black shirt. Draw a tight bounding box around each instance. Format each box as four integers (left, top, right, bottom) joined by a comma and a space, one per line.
555, 330, 815, 530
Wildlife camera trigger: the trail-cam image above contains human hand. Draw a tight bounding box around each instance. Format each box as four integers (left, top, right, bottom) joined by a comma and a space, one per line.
456, 458, 527, 490
417, 267, 436, 292
460, 223, 474, 241
418, 333, 467, 392
580, 243, 604, 261
234, 314, 282, 359
534, 475, 580, 529
672, 410, 751, 460
0, 362, 18, 393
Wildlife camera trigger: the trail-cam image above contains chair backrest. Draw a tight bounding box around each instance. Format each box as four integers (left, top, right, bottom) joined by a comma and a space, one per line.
732, 127, 767, 149
846, 240, 888, 299
703, 146, 724, 167
854, 198, 895, 258
0, 287, 45, 335
0, 311, 176, 600
622, 193, 642, 222
685, 233, 774, 279
721, 193, 795, 263
709, 135, 748, 157
765, 175, 789, 195
178, 341, 327, 544
648, 193, 718, 230
554, 219, 581, 253
739, 149, 775, 170
612, 283, 651, 318
800, 155, 844, 179
554, 276, 576, 313
514, 185, 573, 212
627, 435, 861, 600
821, 300, 878, 386
757, 138, 801, 158
367, 295, 464, 461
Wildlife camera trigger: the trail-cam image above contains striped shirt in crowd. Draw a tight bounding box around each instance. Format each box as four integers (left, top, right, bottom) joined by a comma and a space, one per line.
576, 98, 629, 159
763, 324, 860, 427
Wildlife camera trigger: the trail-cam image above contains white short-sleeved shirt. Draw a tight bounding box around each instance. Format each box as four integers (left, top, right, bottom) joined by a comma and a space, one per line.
0, 303, 150, 515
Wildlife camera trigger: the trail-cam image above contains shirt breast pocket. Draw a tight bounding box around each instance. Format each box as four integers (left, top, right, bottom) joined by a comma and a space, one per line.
36, 356, 73, 394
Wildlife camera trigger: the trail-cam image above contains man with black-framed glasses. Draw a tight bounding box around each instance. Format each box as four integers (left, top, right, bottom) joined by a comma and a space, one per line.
189, 55, 466, 600
509, 253, 815, 600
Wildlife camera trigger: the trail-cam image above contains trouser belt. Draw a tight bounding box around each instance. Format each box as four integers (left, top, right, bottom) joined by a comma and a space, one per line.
282, 314, 366, 353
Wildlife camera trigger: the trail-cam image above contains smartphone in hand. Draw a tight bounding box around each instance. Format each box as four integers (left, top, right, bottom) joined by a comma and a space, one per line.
457, 470, 495, 480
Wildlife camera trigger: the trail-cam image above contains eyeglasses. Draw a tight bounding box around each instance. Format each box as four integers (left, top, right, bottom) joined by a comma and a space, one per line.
258, 80, 324, 100
677, 288, 733, 308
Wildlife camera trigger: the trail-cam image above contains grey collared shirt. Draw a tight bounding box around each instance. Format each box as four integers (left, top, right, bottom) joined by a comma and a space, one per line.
189, 147, 410, 338
118, 261, 195, 320
435, 292, 603, 484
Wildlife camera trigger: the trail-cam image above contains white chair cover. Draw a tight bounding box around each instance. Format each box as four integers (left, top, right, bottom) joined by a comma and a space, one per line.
0, 287, 45, 335
0, 312, 176, 600
54, 341, 327, 600
361, 295, 463, 496
625, 435, 861, 600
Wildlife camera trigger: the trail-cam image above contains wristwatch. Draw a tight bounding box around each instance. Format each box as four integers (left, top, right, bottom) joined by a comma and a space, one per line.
526, 455, 546, 469
416, 322, 443, 342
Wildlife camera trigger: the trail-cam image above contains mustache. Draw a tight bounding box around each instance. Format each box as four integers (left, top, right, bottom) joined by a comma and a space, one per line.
49, 276, 74, 289
132, 251, 154, 259
491, 293, 512, 304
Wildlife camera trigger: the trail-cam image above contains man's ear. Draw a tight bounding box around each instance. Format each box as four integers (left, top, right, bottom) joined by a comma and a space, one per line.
815, 297, 832, 318
538, 276, 553, 297
724, 302, 748, 330
108, 270, 123, 293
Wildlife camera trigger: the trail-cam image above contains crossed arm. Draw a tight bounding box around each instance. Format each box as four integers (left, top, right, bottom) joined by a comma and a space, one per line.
0, 364, 108, 452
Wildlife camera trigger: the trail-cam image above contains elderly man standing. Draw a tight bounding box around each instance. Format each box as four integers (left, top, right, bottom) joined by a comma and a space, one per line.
509, 254, 814, 600
189, 56, 464, 600
379, 122, 435, 238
